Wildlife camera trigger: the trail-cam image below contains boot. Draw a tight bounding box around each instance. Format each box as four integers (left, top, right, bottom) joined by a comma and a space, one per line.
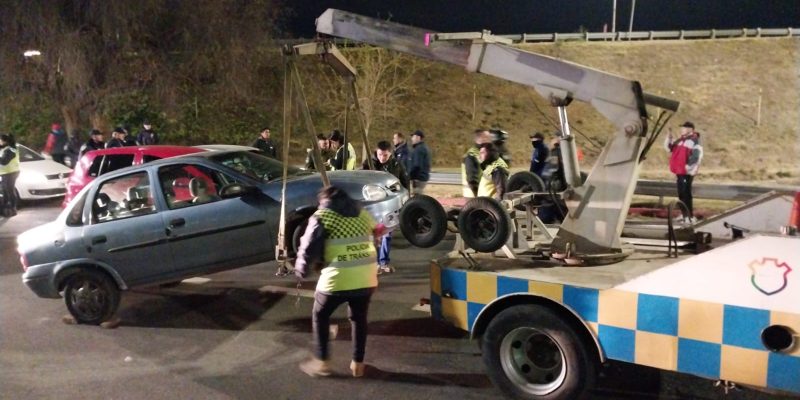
299, 358, 332, 377
350, 360, 365, 377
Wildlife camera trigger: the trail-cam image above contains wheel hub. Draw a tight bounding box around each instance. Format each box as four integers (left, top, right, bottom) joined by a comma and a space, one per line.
500, 327, 566, 395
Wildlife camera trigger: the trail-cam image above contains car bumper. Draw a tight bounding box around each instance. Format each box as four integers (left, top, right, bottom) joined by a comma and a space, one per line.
365, 192, 409, 229
17, 179, 68, 200
22, 264, 60, 298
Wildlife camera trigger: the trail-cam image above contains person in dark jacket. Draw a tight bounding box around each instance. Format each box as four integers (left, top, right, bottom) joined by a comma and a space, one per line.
362, 140, 409, 274
295, 185, 383, 378
80, 129, 105, 156
0, 133, 20, 216
251, 127, 278, 158
528, 132, 549, 178
105, 127, 127, 148
328, 130, 357, 170
136, 121, 159, 145
305, 134, 333, 170
43, 123, 68, 165
392, 132, 409, 170
407, 130, 431, 195
65, 129, 83, 168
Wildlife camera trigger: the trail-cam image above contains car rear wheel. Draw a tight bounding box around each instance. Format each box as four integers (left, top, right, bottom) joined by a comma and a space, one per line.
64, 269, 121, 325
399, 194, 448, 248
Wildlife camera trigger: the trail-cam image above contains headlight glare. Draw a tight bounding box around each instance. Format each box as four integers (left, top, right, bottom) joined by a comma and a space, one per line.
362, 184, 387, 201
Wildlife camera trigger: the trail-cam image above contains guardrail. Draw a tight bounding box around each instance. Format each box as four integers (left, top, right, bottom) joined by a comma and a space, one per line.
428, 172, 797, 202
499, 27, 799, 43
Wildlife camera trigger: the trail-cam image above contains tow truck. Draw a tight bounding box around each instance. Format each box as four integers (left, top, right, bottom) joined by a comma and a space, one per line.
310, 9, 799, 399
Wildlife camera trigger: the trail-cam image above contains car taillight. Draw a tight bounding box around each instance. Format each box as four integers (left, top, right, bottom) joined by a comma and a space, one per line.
19, 254, 28, 271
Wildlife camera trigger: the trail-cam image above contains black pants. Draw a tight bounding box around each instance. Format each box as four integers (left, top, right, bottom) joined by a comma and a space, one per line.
676, 174, 694, 218
51, 153, 66, 166
312, 289, 373, 362
1, 171, 19, 211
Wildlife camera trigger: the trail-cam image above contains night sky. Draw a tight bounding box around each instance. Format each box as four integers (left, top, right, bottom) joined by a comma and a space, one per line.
284, 0, 800, 37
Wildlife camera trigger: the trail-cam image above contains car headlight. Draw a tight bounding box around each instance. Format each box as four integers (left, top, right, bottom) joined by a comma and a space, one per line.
362, 184, 387, 201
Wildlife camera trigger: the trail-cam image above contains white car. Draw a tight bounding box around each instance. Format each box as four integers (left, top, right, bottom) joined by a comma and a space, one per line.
14, 144, 71, 200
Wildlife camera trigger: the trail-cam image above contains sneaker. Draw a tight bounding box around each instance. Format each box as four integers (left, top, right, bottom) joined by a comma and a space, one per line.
350, 360, 365, 378
299, 358, 332, 377
378, 265, 395, 274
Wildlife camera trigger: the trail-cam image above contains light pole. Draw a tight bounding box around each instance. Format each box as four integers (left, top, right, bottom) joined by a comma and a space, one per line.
628, 0, 636, 40
612, 0, 617, 38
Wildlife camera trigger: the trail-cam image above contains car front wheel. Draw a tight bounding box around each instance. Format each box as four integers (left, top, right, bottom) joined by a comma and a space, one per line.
64, 269, 121, 325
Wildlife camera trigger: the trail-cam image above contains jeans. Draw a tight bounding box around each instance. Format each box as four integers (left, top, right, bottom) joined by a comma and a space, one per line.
676, 174, 694, 218
378, 234, 391, 266
312, 289, 374, 362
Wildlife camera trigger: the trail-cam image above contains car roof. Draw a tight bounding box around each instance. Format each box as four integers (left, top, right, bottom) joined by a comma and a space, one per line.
90, 150, 253, 181
84, 145, 205, 158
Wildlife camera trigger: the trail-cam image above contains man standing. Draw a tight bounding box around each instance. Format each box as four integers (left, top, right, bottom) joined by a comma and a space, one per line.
362, 140, 409, 274
105, 127, 126, 148
462, 129, 490, 197
305, 134, 333, 170
43, 123, 68, 165
137, 120, 159, 145
80, 129, 105, 156
121, 127, 138, 146
251, 127, 278, 158
477, 143, 509, 200
294, 186, 382, 378
392, 132, 409, 169
0, 134, 20, 217
328, 130, 357, 170
528, 132, 549, 178
407, 130, 431, 195
665, 121, 703, 223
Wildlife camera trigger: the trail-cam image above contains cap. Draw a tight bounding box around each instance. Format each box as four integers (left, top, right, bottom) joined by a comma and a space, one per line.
412, 130, 425, 138
530, 132, 544, 140
90, 129, 103, 136
680, 121, 695, 129
143, 120, 151, 126
51, 123, 61, 131
113, 127, 126, 134
329, 129, 343, 143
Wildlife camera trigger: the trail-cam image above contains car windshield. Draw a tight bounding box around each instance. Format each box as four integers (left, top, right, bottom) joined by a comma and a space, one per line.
208, 151, 307, 182
17, 145, 45, 162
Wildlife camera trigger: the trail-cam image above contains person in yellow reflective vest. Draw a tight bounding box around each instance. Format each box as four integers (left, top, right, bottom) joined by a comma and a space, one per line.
294, 185, 384, 378
462, 129, 490, 197
0, 134, 20, 217
477, 142, 509, 201
328, 130, 357, 170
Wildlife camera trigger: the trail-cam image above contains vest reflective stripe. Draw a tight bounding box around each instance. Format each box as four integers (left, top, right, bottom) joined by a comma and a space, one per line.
0, 147, 20, 175
477, 158, 509, 198
461, 146, 480, 198
315, 208, 377, 292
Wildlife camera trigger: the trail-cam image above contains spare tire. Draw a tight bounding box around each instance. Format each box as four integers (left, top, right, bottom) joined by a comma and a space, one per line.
457, 197, 512, 253
506, 171, 546, 210
400, 195, 448, 248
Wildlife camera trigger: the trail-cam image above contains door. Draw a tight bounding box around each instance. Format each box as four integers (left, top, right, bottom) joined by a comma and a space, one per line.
82, 170, 174, 286
155, 163, 273, 275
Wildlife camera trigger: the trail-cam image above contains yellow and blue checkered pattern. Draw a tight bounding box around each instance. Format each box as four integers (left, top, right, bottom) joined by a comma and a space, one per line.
430, 262, 800, 394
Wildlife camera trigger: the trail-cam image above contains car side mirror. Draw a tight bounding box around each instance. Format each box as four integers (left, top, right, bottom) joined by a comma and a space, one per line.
219, 183, 256, 199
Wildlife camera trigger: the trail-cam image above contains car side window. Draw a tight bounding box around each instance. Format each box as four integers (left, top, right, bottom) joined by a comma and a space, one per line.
88, 154, 136, 178
66, 191, 88, 227
92, 172, 155, 223
158, 164, 227, 210
142, 155, 161, 163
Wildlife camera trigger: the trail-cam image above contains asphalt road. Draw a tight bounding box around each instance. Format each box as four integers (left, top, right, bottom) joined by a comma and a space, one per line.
0, 200, 794, 400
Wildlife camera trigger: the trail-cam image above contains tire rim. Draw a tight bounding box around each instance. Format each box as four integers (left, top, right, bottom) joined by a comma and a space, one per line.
500, 327, 567, 396
69, 279, 108, 321
409, 208, 432, 234
465, 210, 498, 241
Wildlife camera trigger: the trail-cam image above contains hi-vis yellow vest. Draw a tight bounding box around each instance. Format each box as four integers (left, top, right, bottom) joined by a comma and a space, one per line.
314, 208, 378, 292
331, 143, 358, 171
461, 146, 481, 197
477, 158, 509, 199
0, 147, 20, 175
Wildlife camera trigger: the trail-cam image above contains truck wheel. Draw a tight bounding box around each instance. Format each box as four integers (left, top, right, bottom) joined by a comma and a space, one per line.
64, 269, 121, 325
457, 197, 511, 253
399, 195, 447, 248
482, 305, 596, 400
507, 172, 546, 211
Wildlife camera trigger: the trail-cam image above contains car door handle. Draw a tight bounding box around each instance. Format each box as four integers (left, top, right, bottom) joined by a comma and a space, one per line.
91, 236, 107, 245
169, 218, 185, 228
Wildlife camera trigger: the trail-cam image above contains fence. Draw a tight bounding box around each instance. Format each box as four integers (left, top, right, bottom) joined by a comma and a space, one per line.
498, 27, 799, 43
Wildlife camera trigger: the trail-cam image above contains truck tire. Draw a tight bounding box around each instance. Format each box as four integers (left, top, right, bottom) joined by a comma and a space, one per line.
399, 194, 447, 248
507, 172, 546, 210
482, 305, 597, 400
457, 197, 511, 253
63, 269, 121, 325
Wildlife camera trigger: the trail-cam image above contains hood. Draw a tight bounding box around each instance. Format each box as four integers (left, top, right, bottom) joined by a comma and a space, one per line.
20, 159, 73, 175
260, 170, 401, 204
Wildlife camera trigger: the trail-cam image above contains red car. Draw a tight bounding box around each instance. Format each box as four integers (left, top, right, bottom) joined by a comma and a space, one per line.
62, 145, 205, 207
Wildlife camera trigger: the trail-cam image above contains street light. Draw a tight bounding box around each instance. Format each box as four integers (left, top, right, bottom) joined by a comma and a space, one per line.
23, 50, 42, 57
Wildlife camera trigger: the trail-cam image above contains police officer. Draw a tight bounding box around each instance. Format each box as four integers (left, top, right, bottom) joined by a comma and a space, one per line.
328, 130, 357, 170
477, 142, 509, 200
0, 134, 20, 217
462, 129, 490, 197
294, 185, 383, 378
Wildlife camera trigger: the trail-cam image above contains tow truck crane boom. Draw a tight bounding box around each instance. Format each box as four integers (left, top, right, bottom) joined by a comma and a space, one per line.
316, 9, 680, 263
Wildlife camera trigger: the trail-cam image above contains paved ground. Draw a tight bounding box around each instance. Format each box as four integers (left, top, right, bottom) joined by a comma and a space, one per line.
0, 199, 794, 400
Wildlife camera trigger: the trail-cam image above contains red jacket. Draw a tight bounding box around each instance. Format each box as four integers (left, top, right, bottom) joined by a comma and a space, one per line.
666, 134, 702, 176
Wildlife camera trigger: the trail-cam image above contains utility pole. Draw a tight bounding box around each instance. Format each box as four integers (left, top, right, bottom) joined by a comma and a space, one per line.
612, 0, 617, 38
628, 0, 636, 40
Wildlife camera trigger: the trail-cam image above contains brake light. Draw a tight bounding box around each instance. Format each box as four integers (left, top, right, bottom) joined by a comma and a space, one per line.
19, 254, 28, 271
